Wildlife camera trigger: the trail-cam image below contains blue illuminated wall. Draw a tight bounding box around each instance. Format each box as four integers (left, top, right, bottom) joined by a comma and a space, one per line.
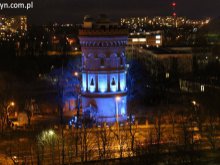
81, 70, 127, 122
120, 72, 126, 91
98, 74, 107, 93
82, 73, 87, 92
82, 96, 127, 122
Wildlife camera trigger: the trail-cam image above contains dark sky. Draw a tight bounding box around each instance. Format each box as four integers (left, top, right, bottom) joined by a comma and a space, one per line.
2, 0, 220, 24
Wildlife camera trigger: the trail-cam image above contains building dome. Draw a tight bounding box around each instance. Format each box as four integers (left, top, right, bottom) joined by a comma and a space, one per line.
84, 15, 94, 22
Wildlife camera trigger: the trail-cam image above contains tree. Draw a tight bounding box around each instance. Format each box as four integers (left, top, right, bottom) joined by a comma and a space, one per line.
128, 116, 138, 156
24, 99, 38, 126
204, 112, 219, 151
78, 119, 96, 162
0, 100, 15, 133
154, 110, 166, 153
37, 130, 58, 164
95, 123, 112, 160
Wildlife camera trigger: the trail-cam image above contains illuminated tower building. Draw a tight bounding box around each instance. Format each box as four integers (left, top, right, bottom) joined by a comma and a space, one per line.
79, 15, 128, 123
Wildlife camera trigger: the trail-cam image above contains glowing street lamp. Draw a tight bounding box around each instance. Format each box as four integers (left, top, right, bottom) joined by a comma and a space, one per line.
6, 101, 15, 124
74, 72, 79, 77
38, 129, 57, 164
192, 100, 196, 106
191, 100, 199, 112
115, 96, 121, 123
48, 129, 55, 136
10, 102, 15, 107
115, 96, 122, 152
39, 129, 56, 144
7, 101, 15, 110
116, 96, 121, 102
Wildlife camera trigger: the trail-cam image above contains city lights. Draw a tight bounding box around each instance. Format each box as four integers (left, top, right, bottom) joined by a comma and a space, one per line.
0, 0, 219, 164
192, 100, 197, 106
0, 15, 27, 40
121, 16, 210, 28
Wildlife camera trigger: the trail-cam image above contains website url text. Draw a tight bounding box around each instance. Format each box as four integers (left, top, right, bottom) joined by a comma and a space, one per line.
0, 2, 33, 10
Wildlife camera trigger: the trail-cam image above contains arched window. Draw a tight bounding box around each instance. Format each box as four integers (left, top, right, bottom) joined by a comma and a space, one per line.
111, 78, 116, 86
120, 57, 123, 65
100, 58, 104, 66
90, 78, 94, 86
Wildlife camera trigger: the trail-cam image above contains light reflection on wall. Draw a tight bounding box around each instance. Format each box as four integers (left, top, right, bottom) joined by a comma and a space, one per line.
116, 97, 127, 115
82, 73, 87, 92
82, 96, 127, 122
98, 74, 107, 93
120, 72, 126, 91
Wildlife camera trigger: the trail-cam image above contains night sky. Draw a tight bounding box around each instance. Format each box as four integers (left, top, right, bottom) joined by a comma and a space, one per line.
1, 0, 220, 24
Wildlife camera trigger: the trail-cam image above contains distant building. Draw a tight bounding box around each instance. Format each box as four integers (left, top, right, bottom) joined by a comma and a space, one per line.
79, 15, 128, 123
0, 15, 27, 40
149, 47, 193, 76
128, 31, 163, 47
179, 79, 206, 93
126, 46, 193, 78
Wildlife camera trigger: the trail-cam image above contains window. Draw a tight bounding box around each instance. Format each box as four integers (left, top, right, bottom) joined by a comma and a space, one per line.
110, 74, 118, 92
201, 85, 205, 92
111, 78, 116, 86
88, 74, 96, 93
100, 58, 104, 66
90, 78, 94, 86
156, 40, 161, 44
120, 57, 123, 65
156, 35, 161, 39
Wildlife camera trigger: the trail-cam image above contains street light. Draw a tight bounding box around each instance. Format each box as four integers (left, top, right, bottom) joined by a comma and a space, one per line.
73, 71, 81, 127
192, 100, 199, 112
39, 129, 56, 144
74, 72, 79, 77
10, 102, 15, 107
72, 70, 82, 159
192, 100, 196, 106
115, 96, 122, 154
192, 100, 200, 107
38, 129, 57, 164
48, 129, 55, 136
6, 101, 15, 125
115, 96, 121, 123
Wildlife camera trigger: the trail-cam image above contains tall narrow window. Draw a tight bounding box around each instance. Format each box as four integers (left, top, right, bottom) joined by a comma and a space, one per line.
90, 78, 94, 86
100, 58, 104, 66
111, 78, 116, 86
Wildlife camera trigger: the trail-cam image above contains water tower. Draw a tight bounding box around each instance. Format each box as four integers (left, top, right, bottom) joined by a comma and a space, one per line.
79, 15, 128, 123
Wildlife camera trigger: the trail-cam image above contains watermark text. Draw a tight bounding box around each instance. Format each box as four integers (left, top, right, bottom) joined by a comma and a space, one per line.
0, 2, 33, 10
